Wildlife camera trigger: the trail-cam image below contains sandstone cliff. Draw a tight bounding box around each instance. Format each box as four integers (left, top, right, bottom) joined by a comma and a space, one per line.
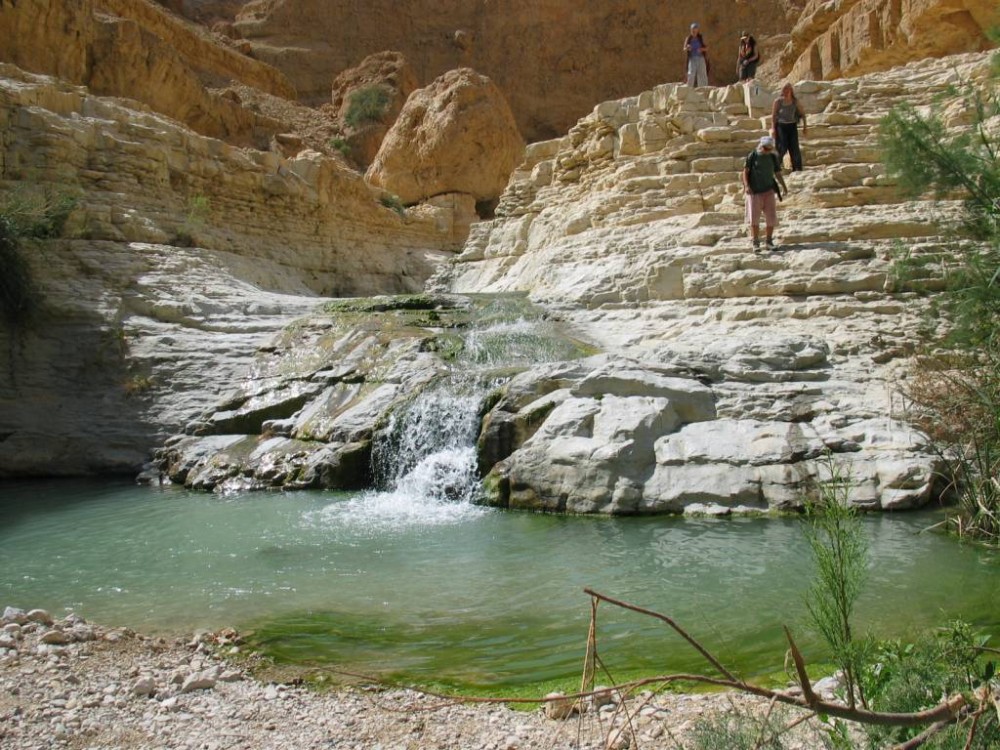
0, 0, 295, 148
231, 0, 800, 142
777, 0, 997, 82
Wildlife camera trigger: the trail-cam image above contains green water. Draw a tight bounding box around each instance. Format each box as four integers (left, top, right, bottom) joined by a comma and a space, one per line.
1, 479, 997, 688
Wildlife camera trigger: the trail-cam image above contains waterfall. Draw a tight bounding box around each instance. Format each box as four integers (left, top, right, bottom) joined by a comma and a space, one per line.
310, 297, 588, 530
371, 382, 484, 505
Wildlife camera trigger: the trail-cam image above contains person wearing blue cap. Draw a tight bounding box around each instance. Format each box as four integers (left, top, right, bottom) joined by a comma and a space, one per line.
742, 135, 787, 252
683, 22, 710, 88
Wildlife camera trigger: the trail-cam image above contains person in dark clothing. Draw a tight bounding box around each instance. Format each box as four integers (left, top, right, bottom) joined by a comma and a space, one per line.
743, 135, 787, 252
771, 83, 808, 171
737, 31, 758, 81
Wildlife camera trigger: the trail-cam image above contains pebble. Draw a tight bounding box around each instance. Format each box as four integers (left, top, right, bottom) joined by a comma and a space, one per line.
0, 608, 827, 750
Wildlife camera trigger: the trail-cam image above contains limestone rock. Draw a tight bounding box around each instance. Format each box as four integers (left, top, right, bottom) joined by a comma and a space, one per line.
778, 0, 996, 82
331, 51, 420, 167
0, 68, 470, 477
366, 68, 524, 205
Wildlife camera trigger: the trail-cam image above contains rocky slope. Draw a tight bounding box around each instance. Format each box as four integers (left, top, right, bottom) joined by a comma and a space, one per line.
426, 52, 996, 514
155, 51, 998, 514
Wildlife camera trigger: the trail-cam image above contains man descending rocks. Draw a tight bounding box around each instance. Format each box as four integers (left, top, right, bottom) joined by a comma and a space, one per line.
742, 135, 787, 252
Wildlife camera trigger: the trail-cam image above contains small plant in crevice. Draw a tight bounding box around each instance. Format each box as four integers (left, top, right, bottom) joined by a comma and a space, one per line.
123, 374, 155, 399
379, 193, 406, 216
174, 194, 211, 247
344, 85, 391, 130
329, 137, 352, 158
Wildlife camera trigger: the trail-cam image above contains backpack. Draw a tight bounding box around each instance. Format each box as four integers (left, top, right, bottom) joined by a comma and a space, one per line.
745, 149, 782, 197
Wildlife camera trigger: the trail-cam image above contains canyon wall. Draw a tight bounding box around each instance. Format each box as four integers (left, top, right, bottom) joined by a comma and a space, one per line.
0, 65, 472, 476
232, 0, 800, 142
0, 0, 294, 147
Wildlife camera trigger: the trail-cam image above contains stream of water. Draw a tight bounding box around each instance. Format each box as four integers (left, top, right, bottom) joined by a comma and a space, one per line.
1, 301, 997, 688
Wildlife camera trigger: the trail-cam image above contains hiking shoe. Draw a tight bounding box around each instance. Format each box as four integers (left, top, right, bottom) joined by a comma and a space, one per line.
765, 238, 776, 250
752, 239, 761, 253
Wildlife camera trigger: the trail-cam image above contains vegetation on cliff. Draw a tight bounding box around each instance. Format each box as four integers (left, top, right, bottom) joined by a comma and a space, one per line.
0, 186, 76, 327
879, 42, 1000, 547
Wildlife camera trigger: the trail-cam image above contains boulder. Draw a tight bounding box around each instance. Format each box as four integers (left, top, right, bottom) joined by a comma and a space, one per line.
331, 51, 420, 167
366, 68, 524, 205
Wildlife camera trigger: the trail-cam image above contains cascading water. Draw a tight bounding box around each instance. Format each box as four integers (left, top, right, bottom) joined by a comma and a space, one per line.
311, 296, 589, 531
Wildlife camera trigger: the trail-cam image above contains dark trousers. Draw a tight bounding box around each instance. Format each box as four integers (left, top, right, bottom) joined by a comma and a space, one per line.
776, 121, 802, 171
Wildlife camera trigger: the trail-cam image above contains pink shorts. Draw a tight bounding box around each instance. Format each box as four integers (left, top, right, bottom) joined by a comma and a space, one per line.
745, 190, 778, 227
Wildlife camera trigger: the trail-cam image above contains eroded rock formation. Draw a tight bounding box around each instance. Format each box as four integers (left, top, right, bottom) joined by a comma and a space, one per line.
366, 68, 524, 206
777, 0, 997, 82
0, 0, 295, 147
0, 65, 473, 476
330, 51, 420, 168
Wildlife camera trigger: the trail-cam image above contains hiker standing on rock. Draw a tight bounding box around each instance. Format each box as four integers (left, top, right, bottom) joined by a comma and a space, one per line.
743, 135, 787, 252
684, 22, 710, 87
737, 31, 758, 81
771, 83, 807, 171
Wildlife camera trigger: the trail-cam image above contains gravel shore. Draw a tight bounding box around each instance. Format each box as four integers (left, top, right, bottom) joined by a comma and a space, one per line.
0, 607, 828, 749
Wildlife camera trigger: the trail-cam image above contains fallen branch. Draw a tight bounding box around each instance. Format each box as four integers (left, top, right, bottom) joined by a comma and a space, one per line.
582, 588, 969, 729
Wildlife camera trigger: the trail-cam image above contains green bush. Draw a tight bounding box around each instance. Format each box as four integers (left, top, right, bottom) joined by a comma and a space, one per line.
880, 47, 1000, 546
329, 137, 352, 157
379, 193, 406, 216
861, 622, 998, 748
0, 185, 78, 327
344, 85, 391, 129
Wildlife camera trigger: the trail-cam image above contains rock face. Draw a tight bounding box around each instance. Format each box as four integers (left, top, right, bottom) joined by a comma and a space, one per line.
0, 0, 294, 148
331, 51, 420, 168
0, 65, 473, 477
425, 51, 999, 513
777, 0, 997, 82
366, 68, 524, 206
232, 0, 801, 141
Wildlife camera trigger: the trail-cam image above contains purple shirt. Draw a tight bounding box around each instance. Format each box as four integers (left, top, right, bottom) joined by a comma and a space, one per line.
688, 35, 705, 57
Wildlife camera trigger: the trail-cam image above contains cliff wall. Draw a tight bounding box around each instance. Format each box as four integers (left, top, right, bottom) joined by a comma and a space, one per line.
232, 0, 799, 141
0, 64, 471, 476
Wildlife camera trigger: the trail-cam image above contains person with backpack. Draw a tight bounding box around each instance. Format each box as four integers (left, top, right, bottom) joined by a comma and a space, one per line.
683, 22, 710, 88
743, 135, 787, 252
737, 31, 759, 81
771, 83, 808, 171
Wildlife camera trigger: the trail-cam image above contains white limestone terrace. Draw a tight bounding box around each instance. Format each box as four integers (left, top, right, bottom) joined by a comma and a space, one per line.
433, 52, 997, 514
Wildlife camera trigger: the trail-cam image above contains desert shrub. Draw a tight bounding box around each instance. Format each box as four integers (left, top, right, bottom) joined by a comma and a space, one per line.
379, 193, 406, 216
329, 137, 352, 157
880, 46, 1000, 545
0, 185, 78, 327
861, 622, 998, 748
344, 85, 391, 129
